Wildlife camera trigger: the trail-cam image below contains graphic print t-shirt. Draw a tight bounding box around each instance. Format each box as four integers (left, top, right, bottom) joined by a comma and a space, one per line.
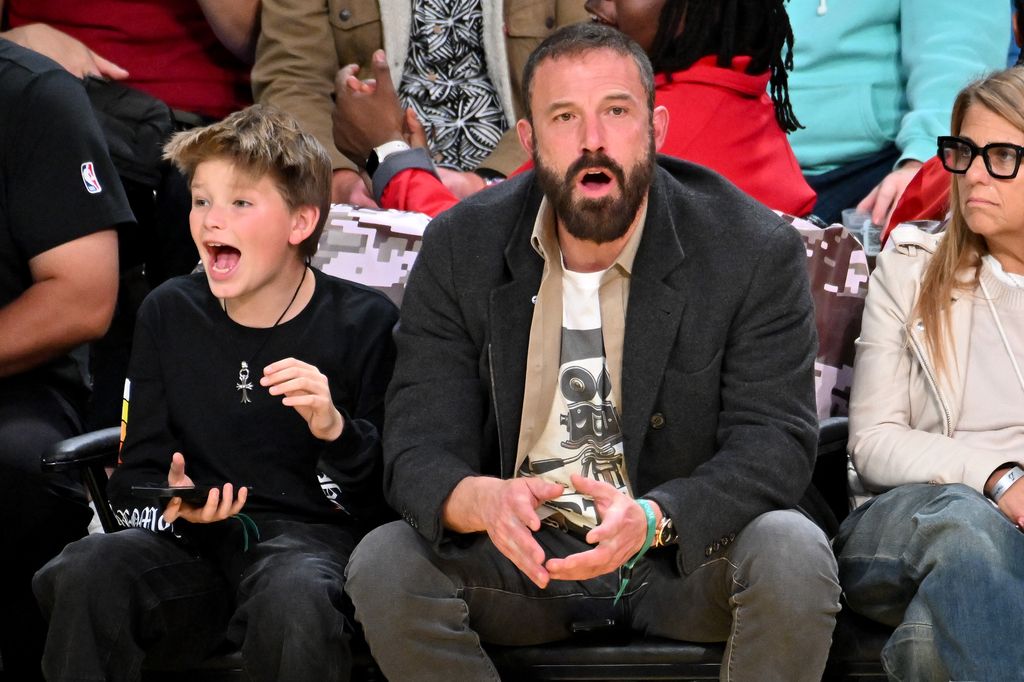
521, 267, 629, 533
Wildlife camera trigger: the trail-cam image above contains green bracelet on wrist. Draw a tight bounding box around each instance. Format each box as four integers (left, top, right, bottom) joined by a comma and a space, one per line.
613, 498, 657, 604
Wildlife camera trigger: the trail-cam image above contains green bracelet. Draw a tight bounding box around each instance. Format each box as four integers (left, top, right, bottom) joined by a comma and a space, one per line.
613, 498, 657, 604
233, 512, 261, 552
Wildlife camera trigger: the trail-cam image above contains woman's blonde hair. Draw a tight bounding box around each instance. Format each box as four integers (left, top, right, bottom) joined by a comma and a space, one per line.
914, 67, 1024, 378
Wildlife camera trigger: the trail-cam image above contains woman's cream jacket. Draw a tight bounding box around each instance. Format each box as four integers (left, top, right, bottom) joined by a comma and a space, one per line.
848, 224, 1011, 502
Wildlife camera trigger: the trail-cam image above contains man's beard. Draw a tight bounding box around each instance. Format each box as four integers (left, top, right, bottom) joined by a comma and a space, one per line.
533, 138, 655, 245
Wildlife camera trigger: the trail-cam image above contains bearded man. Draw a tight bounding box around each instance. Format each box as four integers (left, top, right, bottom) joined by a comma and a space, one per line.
339, 23, 840, 682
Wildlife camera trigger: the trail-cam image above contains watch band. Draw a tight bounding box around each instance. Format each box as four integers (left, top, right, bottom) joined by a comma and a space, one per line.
652, 515, 676, 548
990, 465, 1024, 502
366, 140, 411, 176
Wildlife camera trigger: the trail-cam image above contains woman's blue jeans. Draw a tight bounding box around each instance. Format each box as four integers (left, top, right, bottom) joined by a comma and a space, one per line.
835, 483, 1024, 681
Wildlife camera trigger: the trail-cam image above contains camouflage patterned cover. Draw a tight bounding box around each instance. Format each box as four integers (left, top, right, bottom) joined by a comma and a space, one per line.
314, 204, 430, 307
777, 212, 869, 419
315, 204, 869, 419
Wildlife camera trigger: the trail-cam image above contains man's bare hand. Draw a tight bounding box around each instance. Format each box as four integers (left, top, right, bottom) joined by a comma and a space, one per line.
332, 50, 406, 165
1, 24, 128, 80
162, 452, 247, 524
443, 476, 564, 588
545, 475, 653, 582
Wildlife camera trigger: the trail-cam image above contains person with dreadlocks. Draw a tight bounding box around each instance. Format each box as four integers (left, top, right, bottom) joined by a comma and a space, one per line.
331, 0, 817, 218
586, 0, 815, 217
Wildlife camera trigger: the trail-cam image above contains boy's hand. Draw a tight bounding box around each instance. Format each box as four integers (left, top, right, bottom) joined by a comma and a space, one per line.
261, 358, 345, 441
162, 452, 247, 524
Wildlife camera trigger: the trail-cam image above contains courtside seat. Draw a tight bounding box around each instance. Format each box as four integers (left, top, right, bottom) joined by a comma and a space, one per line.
42, 419, 888, 681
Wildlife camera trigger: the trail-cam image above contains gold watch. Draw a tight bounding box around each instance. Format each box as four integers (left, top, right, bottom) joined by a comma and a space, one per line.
652, 515, 677, 548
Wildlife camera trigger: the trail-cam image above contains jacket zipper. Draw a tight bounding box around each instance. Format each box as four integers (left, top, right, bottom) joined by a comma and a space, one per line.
908, 325, 953, 437
487, 344, 506, 475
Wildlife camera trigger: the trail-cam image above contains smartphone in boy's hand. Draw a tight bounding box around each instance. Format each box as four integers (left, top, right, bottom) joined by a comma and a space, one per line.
130, 484, 218, 504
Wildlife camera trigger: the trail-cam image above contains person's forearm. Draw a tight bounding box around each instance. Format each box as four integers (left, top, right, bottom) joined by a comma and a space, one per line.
0, 277, 115, 378
197, 0, 259, 63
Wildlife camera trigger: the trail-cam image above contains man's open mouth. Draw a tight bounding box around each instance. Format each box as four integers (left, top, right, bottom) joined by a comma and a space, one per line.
580, 170, 613, 190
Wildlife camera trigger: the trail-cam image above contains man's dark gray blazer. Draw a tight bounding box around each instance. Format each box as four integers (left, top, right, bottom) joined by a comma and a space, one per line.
383, 155, 819, 575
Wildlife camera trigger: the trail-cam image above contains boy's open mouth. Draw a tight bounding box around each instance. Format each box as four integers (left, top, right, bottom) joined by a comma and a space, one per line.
208, 243, 241, 273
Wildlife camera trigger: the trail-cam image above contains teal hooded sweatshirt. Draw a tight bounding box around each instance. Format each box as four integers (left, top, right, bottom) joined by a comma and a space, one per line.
788, 0, 1010, 175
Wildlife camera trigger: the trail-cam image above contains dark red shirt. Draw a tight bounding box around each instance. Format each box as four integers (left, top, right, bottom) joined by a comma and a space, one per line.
7, 0, 251, 119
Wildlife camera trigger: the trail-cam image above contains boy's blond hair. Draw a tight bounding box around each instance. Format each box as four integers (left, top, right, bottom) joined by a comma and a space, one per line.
164, 104, 332, 259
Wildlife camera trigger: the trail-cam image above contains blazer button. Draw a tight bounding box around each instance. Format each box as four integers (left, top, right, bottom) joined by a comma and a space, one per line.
649, 413, 666, 429
338, 8, 352, 21
713, 541, 720, 551
705, 546, 713, 557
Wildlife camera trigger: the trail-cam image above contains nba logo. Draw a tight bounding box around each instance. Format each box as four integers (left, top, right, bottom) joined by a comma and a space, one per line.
80, 162, 102, 194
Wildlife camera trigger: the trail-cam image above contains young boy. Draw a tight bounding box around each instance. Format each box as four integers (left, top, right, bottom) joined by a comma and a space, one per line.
33, 105, 398, 682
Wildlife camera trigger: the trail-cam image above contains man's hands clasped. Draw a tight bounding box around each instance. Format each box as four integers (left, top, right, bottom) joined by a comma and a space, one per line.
544, 475, 653, 582
444, 473, 659, 589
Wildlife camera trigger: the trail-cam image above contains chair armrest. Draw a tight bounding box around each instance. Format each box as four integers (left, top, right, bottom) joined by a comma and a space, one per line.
817, 416, 849, 461
43, 427, 121, 472
813, 416, 851, 526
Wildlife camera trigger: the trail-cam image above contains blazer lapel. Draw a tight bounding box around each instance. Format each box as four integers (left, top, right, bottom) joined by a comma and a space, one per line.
622, 175, 688, 485
488, 186, 544, 478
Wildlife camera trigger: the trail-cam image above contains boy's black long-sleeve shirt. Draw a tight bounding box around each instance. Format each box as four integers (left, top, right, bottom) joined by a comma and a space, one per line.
108, 268, 399, 534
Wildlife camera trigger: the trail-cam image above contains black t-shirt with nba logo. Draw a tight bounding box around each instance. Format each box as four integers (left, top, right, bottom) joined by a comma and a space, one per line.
0, 39, 134, 401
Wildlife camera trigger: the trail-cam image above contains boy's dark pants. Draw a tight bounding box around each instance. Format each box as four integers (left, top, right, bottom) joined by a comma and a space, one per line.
33, 519, 356, 682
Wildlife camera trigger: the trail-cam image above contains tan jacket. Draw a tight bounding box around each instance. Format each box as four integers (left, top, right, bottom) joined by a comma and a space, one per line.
848, 224, 1010, 501
253, 0, 588, 174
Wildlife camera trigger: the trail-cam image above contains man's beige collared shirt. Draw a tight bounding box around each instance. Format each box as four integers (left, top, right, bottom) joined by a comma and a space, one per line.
514, 196, 648, 527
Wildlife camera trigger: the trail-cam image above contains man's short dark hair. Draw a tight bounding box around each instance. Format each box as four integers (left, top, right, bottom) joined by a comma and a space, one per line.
521, 23, 655, 122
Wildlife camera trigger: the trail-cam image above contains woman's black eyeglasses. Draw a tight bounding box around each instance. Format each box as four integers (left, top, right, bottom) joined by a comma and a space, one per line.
938, 136, 1024, 180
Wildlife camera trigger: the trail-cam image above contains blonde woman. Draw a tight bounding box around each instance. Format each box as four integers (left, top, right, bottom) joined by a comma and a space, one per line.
837, 67, 1024, 681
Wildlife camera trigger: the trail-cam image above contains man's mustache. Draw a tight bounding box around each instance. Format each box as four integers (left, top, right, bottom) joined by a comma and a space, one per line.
564, 151, 625, 187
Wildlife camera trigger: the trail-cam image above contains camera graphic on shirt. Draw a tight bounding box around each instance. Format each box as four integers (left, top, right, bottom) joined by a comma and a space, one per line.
558, 366, 623, 450
527, 365, 626, 489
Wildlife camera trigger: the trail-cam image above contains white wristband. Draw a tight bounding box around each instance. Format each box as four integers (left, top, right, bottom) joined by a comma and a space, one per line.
990, 465, 1024, 503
